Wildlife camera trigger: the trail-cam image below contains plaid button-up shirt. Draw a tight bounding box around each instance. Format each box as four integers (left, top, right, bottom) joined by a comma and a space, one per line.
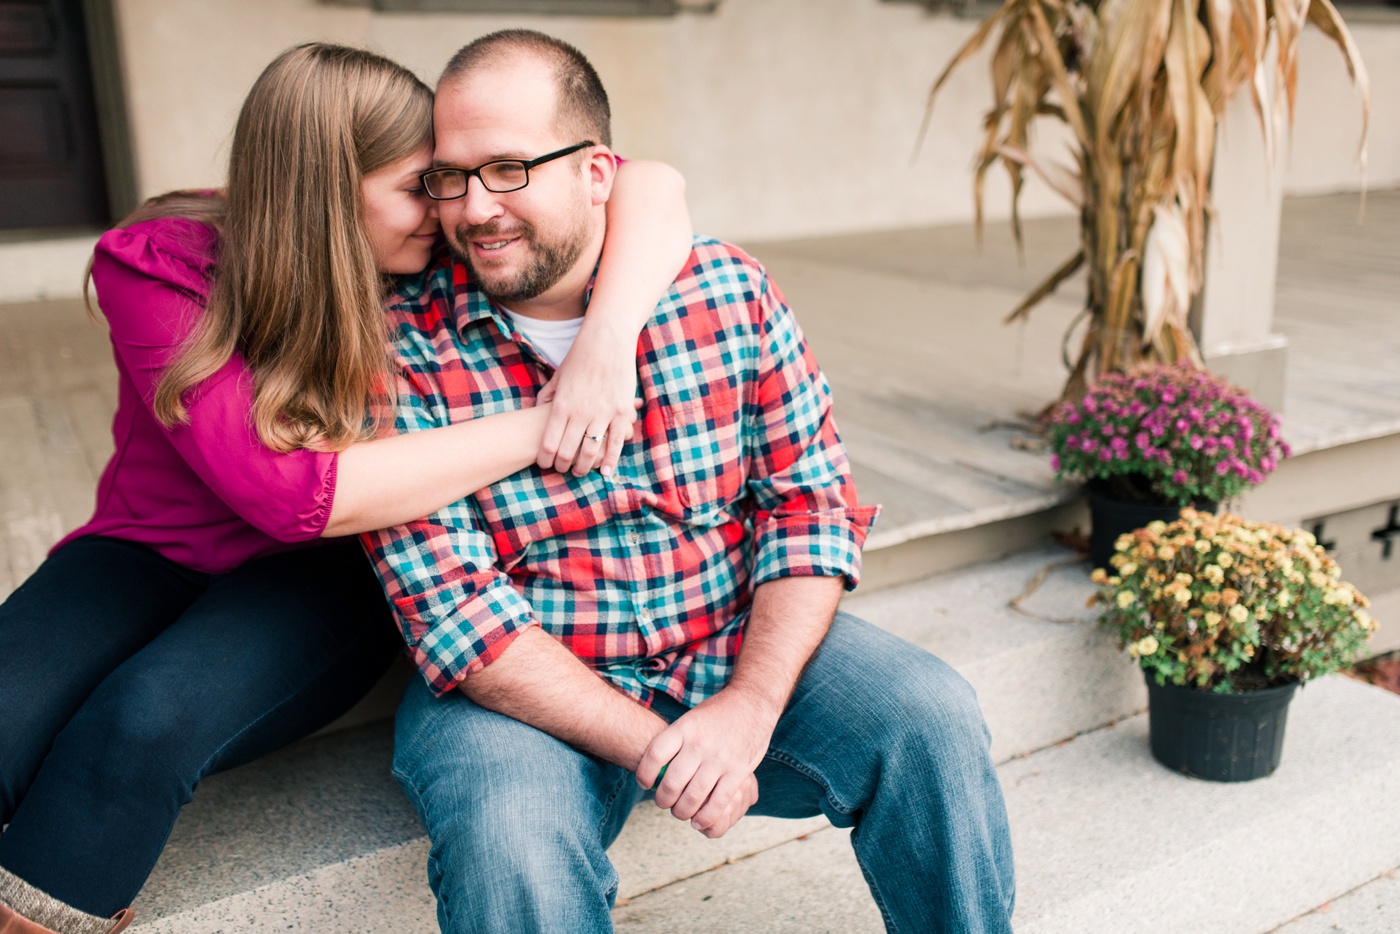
363, 237, 880, 707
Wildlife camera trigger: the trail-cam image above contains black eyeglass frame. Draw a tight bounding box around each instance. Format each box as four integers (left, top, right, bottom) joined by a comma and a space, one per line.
419, 141, 596, 201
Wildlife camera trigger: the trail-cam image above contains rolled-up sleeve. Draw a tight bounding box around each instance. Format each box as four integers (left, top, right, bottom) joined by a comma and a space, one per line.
360, 370, 540, 695
743, 274, 879, 591
92, 224, 336, 541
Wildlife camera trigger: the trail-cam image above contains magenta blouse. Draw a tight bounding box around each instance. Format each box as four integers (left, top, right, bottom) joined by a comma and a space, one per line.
56, 216, 338, 574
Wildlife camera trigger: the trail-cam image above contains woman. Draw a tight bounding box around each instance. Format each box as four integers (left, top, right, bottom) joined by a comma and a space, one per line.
0, 43, 690, 933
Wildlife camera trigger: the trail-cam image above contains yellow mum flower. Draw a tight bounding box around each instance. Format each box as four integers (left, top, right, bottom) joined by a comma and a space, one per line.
1229, 605, 1250, 624
1159, 546, 1177, 561
1218, 553, 1234, 569
1309, 571, 1329, 588
1130, 635, 1160, 657
1174, 573, 1193, 587
1203, 565, 1225, 586
1120, 563, 1138, 577
1278, 590, 1293, 606
1358, 611, 1378, 632
1204, 611, 1223, 627
1115, 534, 1133, 553
1116, 591, 1136, 609
1090, 568, 1108, 584
1174, 589, 1192, 605
1194, 539, 1212, 554
1147, 521, 1168, 535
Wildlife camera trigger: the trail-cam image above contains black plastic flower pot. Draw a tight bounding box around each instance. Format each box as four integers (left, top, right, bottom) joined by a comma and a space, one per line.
1085, 481, 1217, 570
1144, 673, 1300, 782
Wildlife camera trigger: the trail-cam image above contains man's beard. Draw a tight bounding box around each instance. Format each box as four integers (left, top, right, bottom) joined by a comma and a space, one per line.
449, 216, 588, 304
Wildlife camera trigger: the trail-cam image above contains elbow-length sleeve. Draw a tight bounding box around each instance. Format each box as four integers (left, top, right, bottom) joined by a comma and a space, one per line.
90, 220, 337, 542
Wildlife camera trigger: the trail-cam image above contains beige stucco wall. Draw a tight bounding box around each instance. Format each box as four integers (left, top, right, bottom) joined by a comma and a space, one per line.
105, 0, 1398, 243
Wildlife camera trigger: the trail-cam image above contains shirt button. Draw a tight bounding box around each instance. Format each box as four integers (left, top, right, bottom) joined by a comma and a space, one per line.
628, 531, 641, 546
637, 609, 652, 624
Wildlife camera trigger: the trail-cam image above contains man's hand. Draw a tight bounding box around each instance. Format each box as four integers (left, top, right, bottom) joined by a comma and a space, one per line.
635, 686, 779, 838
536, 322, 639, 478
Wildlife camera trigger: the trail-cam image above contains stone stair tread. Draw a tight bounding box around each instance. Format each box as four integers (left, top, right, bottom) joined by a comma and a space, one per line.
132, 715, 829, 929
844, 544, 1146, 762
612, 676, 1400, 934
132, 544, 1144, 927
1006, 676, 1400, 934
130, 549, 1399, 932
1273, 867, 1400, 933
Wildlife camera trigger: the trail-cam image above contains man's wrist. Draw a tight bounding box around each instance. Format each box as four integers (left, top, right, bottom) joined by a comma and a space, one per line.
715, 679, 787, 727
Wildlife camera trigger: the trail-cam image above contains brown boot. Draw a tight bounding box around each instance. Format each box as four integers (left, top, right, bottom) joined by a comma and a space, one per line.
0, 869, 131, 934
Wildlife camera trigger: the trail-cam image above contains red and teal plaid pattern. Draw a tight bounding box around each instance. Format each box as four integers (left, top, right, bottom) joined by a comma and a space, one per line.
363, 238, 880, 706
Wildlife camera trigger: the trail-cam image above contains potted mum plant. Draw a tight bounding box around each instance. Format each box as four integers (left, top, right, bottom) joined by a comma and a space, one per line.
1046, 362, 1290, 568
1092, 508, 1377, 781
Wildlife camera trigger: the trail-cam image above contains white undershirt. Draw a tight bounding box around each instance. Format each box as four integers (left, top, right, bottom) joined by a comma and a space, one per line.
501, 308, 584, 369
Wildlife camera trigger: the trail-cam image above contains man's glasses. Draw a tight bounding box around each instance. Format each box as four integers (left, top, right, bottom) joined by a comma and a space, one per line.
419, 141, 595, 201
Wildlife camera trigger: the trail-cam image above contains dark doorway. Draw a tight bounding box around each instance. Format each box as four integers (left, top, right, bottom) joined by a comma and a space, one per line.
0, 0, 109, 231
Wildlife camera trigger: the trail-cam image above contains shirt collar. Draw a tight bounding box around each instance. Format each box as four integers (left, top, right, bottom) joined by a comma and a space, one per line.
445, 251, 602, 336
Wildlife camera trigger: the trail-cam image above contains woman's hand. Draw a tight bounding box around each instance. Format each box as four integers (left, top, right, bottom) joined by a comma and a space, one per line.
537, 319, 638, 477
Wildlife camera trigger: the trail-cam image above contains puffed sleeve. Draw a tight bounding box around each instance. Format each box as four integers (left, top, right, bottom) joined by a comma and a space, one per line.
90, 219, 337, 541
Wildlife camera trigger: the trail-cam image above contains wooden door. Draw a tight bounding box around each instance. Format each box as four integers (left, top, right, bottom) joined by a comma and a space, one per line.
0, 0, 109, 230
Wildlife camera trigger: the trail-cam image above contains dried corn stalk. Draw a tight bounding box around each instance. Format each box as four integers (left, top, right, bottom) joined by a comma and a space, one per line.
923, 0, 1369, 401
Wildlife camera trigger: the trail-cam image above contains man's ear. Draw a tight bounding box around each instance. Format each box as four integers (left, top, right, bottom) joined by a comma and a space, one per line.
587, 145, 618, 207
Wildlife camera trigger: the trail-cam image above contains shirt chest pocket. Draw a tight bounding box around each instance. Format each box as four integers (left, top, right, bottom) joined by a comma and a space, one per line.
658, 382, 743, 511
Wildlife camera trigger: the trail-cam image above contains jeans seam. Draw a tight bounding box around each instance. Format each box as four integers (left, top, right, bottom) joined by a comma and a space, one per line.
388, 762, 459, 928
594, 768, 631, 903
760, 748, 900, 932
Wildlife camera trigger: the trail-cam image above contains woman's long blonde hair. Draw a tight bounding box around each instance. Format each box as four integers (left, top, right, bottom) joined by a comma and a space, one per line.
129, 43, 432, 452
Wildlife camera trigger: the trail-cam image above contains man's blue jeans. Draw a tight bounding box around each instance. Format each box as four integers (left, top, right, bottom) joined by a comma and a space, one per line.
392, 611, 1015, 933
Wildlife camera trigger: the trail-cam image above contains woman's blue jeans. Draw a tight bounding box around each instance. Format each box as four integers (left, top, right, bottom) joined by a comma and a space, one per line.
393, 611, 1015, 934
0, 535, 400, 916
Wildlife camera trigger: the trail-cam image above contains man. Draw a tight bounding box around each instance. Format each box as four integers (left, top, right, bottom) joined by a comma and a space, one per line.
365, 29, 1014, 934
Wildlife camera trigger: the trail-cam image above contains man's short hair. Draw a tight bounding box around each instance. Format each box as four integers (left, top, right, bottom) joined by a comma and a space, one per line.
440, 29, 612, 148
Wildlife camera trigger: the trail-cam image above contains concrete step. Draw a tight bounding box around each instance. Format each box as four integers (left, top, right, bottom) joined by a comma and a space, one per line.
128, 717, 828, 932
1273, 866, 1400, 934
612, 676, 1400, 934
125, 547, 1400, 931
128, 545, 1133, 929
